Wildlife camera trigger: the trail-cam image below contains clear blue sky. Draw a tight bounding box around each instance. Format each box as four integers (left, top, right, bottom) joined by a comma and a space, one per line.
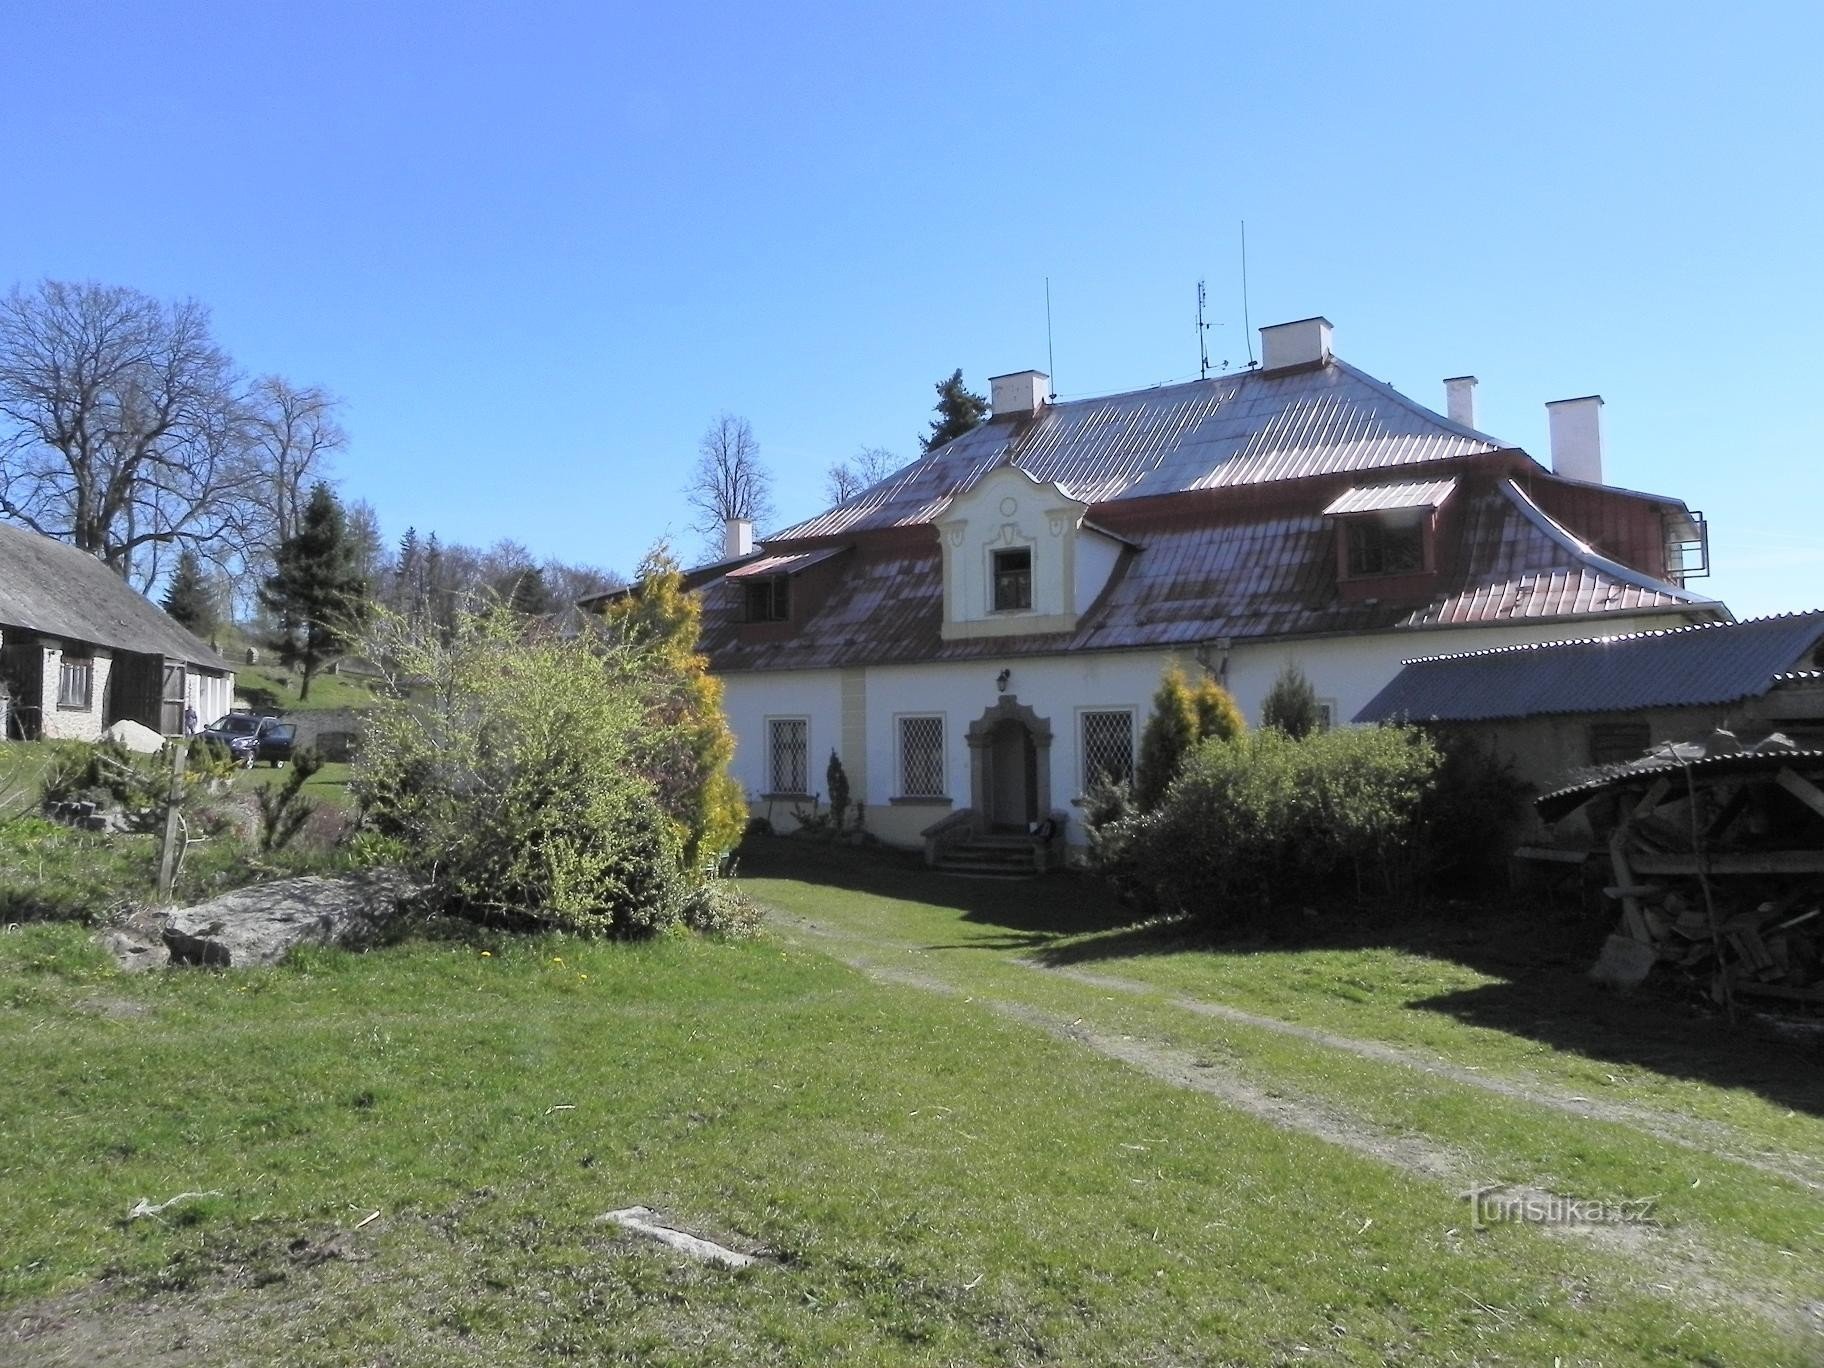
5, 1, 1819, 615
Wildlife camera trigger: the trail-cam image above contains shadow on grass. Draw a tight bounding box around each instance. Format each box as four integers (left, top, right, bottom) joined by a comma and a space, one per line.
734, 835, 1126, 941
742, 836, 1824, 1118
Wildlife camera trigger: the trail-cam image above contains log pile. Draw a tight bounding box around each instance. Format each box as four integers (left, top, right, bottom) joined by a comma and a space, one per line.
1537, 732, 1824, 1004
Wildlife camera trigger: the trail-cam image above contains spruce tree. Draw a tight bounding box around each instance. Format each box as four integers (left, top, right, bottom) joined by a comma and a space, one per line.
1261, 664, 1322, 738
920, 369, 989, 452
161, 548, 218, 636
259, 482, 370, 701
599, 545, 748, 870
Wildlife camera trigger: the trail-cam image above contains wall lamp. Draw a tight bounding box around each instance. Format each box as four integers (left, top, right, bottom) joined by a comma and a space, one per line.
995, 668, 1011, 694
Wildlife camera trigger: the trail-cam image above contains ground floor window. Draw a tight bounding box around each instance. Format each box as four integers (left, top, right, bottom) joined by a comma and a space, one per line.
1080, 708, 1135, 789
57, 656, 93, 710
768, 717, 809, 794
898, 714, 945, 797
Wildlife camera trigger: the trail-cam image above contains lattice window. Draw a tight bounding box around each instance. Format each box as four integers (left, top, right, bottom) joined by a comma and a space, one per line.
899, 715, 945, 797
1081, 709, 1135, 790
57, 658, 93, 710
768, 717, 809, 794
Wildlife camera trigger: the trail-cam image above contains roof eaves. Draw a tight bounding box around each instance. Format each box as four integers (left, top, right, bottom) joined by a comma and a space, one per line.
1497, 479, 1717, 608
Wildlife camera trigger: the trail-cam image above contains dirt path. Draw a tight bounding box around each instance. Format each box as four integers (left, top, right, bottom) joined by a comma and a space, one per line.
770, 908, 1824, 1340
1033, 961, 1824, 1195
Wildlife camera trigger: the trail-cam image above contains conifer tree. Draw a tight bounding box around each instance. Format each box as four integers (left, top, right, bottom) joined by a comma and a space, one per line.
160, 548, 218, 636
920, 369, 989, 452
598, 544, 748, 870
1135, 664, 1247, 810
1261, 663, 1322, 738
1135, 666, 1200, 811
259, 482, 370, 700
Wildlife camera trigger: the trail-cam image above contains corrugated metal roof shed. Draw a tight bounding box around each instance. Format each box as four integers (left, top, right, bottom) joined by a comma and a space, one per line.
1354, 611, 1824, 724
1323, 478, 1459, 516
775, 360, 1510, 541
0, 522, 230, 670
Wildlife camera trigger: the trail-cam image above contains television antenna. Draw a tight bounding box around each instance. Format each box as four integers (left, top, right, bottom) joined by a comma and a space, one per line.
1196, 279, 1212, 380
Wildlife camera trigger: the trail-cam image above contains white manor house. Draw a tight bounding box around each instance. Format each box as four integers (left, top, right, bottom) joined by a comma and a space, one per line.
618, 317, 1723, 864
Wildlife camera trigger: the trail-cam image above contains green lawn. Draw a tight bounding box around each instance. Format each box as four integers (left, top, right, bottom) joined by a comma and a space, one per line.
1, 845, 1819, 1363
232, 660, 380, 712
229, 759, 356, 812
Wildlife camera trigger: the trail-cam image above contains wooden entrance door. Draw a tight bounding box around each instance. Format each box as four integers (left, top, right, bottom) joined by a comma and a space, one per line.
988, 719, 1038, 831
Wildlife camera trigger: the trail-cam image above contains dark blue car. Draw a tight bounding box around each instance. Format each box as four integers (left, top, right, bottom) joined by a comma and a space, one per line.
201, 714, 298, 768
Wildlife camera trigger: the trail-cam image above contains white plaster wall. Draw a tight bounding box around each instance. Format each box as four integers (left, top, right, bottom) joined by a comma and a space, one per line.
719, 612, 1700, 849
721, 668, 846, 808
1219, 614, 1689, 728
1075, 530, 1124, 612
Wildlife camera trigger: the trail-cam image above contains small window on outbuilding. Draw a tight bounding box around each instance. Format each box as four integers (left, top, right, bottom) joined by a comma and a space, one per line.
992, 547, 1032, 612
743, 576, 790, 623
57, 657, 93, 710
1589, 721, 1651, 766
1345, 516, 1425, 576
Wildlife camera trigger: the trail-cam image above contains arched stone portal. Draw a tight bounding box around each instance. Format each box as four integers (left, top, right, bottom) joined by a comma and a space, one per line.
966, 696, 1052, 832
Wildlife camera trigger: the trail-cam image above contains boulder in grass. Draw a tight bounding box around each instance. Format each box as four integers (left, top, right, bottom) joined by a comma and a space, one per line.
163, 868, 416, 969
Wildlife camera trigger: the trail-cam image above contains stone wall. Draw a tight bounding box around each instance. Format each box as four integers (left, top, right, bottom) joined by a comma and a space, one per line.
39, 645, 112, 742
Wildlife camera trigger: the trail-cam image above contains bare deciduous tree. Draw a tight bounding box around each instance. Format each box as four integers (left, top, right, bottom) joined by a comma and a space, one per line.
247, 374, 346, 560
0, 279, 260, 588
824, 444, 900, 506
684, 412, 773, 551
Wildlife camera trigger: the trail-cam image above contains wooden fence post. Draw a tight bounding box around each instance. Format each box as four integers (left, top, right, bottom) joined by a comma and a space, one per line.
156, 741, 188, 896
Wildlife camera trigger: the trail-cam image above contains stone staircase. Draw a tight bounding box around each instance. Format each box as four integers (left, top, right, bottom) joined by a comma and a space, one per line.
921, 809, 1063, 877
932, 832, 1051, 878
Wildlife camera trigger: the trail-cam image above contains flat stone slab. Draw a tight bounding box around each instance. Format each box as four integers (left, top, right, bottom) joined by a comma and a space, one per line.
163, 869, 415, 969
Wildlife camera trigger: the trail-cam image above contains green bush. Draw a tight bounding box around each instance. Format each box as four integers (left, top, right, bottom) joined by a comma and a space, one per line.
1124, 724, 1441, 926
37, 739, 163, 810
1413, 729, 1534, 892
356, 607, 696, 935
678, 878, 765, 939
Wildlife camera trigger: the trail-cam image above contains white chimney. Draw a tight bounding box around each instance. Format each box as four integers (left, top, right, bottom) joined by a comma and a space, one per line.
1443, 375, 1478, 429
1258, 317, 1334, 372
989, 370, 1049, 419
1546, 395, 1604, 484
723, 517, 755, 559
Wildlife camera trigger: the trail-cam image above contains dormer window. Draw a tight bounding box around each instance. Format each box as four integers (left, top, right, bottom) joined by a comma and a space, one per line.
992, 547, 1032, 611
1345, 515, 1425, 577
743, 576, 790, 623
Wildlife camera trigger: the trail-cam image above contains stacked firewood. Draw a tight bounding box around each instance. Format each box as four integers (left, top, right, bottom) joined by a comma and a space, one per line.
1541, 734, 1824, 1004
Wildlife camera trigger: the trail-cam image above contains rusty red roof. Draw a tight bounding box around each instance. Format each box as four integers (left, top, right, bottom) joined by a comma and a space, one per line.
700, 480, 1715, 673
